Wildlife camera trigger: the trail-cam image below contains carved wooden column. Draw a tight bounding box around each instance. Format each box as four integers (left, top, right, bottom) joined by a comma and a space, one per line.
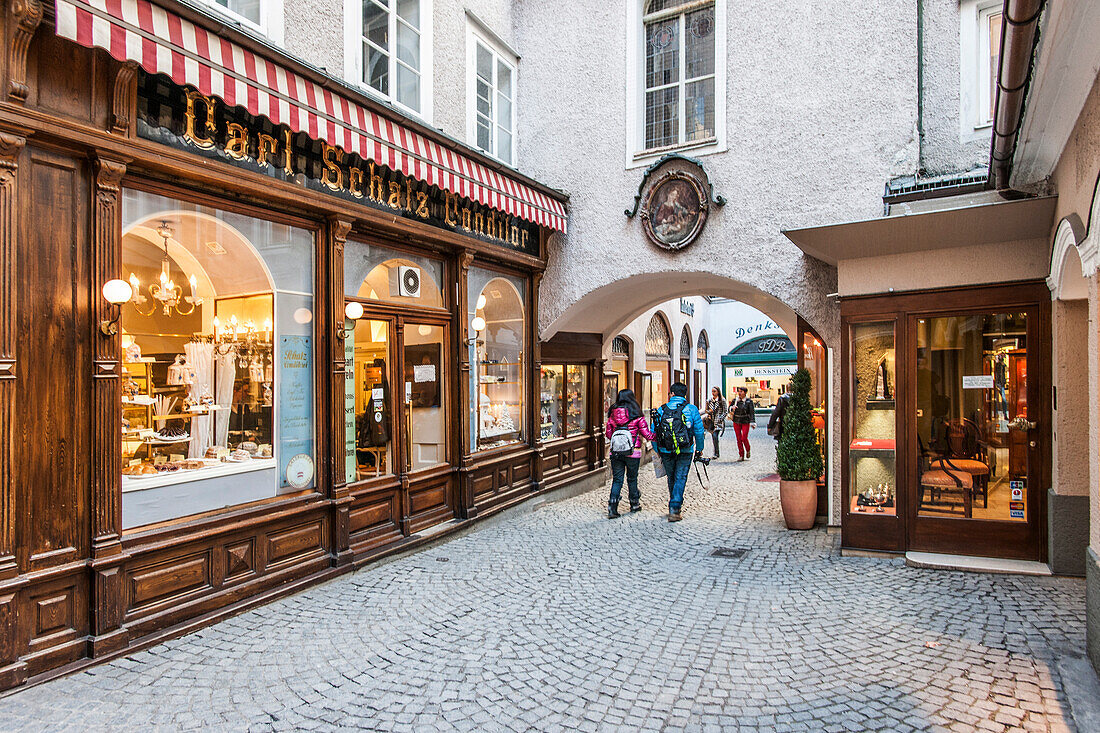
7, 0, 43, 104
455, 250, 475, 518
530, 271, 544, 492
327, 219, 353, 565
0, 133, 25, 689
89, 154, 129, 657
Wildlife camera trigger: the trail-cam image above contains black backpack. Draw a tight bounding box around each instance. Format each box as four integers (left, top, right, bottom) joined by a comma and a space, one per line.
655, 403, 692, 455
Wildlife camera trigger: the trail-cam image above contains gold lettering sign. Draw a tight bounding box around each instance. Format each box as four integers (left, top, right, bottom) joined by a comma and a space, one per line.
177, 87, 537, 251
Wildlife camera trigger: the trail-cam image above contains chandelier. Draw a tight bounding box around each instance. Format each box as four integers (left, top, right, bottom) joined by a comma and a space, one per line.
129, 222, 202, 316
213, 315, 273, 368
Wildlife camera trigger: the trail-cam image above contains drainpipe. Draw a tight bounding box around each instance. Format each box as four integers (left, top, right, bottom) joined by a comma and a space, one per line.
989, 0, 1045, 190
916, 0, 925, 172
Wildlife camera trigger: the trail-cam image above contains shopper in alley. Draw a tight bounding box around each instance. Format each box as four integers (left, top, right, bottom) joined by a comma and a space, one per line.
651, 382, 706, 522
728, 386, 757, 461
604, 389, 656, 519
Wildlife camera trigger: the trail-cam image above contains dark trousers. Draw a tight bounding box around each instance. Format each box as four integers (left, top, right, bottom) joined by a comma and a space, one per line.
733, 423, 751, 457
608, 456, 641, 509
709, 429, 722, 457
659, 452, 693, 513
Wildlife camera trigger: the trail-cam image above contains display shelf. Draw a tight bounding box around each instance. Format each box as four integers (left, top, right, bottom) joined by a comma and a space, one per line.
864, 398, 895, 410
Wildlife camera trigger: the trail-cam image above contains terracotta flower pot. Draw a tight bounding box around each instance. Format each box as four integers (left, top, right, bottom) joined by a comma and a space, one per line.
779, 479, 818, 530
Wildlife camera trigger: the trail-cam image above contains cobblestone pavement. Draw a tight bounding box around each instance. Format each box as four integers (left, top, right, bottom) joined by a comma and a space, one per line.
0, 431, 1088, 731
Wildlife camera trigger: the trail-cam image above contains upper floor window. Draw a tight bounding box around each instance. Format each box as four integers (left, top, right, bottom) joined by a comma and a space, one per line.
348, 0, 428, 116
467, 25, 518, 166
643, 0, 716, 150
200, 0, 283, 43
977, 5, 1003, 126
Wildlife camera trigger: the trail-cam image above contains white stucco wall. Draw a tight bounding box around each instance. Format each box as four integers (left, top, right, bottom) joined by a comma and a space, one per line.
920, 0, 992, 175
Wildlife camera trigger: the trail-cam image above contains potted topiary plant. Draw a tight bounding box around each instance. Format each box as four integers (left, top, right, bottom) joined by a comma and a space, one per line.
776, 368, 824, 529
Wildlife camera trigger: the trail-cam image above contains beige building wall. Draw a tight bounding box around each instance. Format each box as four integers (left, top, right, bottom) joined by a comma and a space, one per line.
837, 239, 1050, 296
1051, 74, 1100, 232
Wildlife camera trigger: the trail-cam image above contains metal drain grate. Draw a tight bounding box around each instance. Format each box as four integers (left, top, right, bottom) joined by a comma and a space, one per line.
710, 547, 749, 559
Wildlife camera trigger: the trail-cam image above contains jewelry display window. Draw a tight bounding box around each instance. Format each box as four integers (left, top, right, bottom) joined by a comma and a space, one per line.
119, 189, 316, 529
849, 320, 897, 517
539, 363, 589, 440
468, 269, 526, 451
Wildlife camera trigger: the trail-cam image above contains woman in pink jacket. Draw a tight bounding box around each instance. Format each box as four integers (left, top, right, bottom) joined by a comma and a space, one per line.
604, 389, 656, 518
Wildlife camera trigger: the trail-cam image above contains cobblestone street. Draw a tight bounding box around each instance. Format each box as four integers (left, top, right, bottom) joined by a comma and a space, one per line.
0, 432, 1088, 731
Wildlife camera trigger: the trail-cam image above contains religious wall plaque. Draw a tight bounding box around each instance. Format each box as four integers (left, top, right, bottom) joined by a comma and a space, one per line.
640, 171, 710, 250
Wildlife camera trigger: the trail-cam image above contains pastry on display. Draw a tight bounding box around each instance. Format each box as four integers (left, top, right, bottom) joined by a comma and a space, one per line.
153, 425, 190, 442
239, 441, 258, 455
225, 449, 251, 462
205, 445, 224, 459
256, 443, 272, 458
122, 463, 157, 476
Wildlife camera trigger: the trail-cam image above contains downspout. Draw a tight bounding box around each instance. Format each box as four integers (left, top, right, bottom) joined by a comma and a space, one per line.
989, 0, 1046, 190
916, 0, 925, 173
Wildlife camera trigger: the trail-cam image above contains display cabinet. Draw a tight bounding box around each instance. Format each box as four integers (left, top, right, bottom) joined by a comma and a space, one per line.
566, 365, 587, 435
848, 321, 897, 517
540, 365, 564, 440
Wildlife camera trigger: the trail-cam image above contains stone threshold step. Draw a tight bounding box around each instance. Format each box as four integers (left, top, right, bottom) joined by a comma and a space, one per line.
905, 551, 1051, 576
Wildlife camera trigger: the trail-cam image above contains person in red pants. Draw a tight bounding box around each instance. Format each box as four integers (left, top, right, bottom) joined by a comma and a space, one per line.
727, 386, 756, 461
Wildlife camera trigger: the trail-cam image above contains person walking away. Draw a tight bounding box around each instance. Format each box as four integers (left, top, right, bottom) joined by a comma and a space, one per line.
728, 386, 756, 461
604, 389, 656, 519
703, 387, 727, 459
651, 382, 705, 522
768, 390, 790, 442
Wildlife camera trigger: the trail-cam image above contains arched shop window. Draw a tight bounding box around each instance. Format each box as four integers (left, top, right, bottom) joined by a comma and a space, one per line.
344, 242, 444, 309
697, 330, 708, 361
119, 189, 315, 530
469, 269, 526, 451
679, 325, 692, 359
645, 313, 671, 358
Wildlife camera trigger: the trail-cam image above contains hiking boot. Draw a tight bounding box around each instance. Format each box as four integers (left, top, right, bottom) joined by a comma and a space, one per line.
746, 448, 751, 459
608, 508, 621, 519
668, 512, 682, 522
629, 503, 642, 513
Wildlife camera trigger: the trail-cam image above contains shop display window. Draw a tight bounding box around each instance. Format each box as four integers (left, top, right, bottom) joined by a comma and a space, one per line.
120, 190, 315, 529
566, 365, 588, 435
849, 321, 897, 516
469, 269, 526, 451
915, 313, 1029, 522
404, 324, 448, 471
540, 365, 564, 440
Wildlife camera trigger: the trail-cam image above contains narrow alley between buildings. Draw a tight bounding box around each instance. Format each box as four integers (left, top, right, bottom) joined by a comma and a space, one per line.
0, 433, 1085, 732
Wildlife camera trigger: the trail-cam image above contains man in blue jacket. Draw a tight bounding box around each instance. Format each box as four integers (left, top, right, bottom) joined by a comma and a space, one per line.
651, 382, 706, 522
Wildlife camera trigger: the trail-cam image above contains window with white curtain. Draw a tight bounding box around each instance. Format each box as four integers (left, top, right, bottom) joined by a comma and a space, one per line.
201, 0, 283, 43
350, 0, 428, 115
643, 0, 716, 150
467, 31, 517, 166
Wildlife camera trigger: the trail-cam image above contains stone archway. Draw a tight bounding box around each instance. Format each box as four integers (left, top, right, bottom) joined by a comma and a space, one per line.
541, 271, 841, 522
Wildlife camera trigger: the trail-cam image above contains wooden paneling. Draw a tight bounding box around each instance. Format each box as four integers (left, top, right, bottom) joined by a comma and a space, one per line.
469, 451, 538, 513
407, 474, 454, 533
17, 147, 90, 575
128, 552, 213, 612
20, 569, 87, 676
266, 521, 325, 570
31, 33, 100, 126
348, 488, 402, 552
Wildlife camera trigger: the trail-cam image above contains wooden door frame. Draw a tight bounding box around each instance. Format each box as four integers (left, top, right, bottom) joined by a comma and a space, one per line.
840, 281, 1051, 561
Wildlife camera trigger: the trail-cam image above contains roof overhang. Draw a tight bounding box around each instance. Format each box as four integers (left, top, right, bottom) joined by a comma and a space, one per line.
782, 196, 1058, 266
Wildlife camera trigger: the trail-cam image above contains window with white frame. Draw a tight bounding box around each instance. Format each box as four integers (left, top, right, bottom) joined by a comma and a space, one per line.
354, 0, 425, 114
643, 0, 716, 151
200, 0, 283, 42
468, 36, 517, 166
977, 4, 1003, 127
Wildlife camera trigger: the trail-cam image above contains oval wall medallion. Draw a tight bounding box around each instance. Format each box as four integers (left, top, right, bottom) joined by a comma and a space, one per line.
640, 171, 710, 250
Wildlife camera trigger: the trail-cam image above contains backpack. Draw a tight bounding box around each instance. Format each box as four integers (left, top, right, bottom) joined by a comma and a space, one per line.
655, 403, 692, 455
609, 424, 635, 459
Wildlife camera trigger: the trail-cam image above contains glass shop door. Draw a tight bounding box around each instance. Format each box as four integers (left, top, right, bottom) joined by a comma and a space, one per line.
908, 309, 1042, 560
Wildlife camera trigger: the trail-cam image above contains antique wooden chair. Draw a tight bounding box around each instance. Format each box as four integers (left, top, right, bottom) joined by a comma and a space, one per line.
928, 418, 990, 508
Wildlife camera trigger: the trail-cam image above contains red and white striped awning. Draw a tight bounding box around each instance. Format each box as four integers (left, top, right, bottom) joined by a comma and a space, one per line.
53, 0, 568, 233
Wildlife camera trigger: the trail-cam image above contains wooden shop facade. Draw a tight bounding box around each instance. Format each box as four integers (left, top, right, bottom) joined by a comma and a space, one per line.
0, 0, 605, 691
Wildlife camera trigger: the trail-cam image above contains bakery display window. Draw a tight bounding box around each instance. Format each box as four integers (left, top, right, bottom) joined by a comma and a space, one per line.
469, 269, 526, 451
566, 365, 587, 435
849, 321, 897, 516
539, 365, 564, 440
119, 189, 315, 529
